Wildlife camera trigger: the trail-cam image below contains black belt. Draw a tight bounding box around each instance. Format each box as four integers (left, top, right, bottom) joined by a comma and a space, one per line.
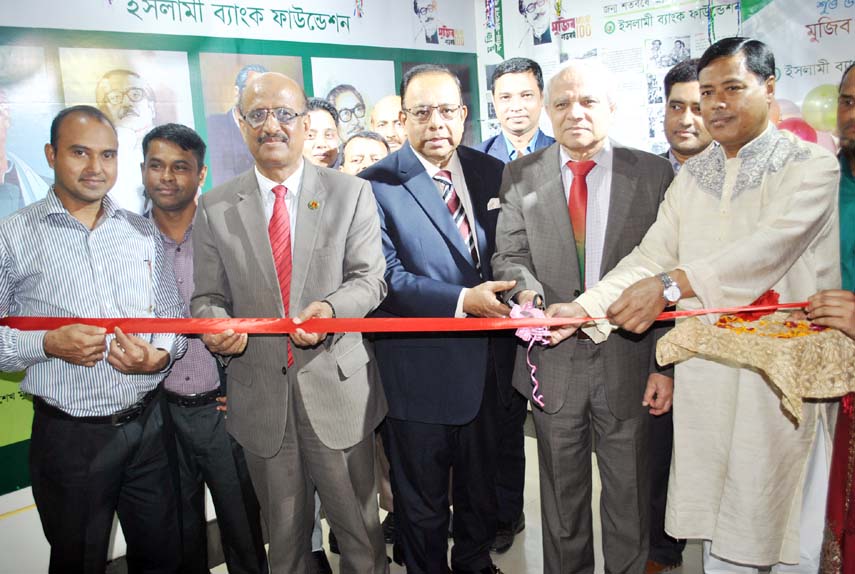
164, 388, 221, 408
34, 386, 160, 427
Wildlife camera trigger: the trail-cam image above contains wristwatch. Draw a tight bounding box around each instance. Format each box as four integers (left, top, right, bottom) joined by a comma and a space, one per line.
657, 272, 681, 306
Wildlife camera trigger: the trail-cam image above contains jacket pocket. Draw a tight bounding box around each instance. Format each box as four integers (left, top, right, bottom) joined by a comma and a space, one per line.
334, 339, 370, 379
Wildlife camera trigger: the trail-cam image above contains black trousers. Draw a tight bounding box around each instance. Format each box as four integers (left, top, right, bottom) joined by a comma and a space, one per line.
494, 390, 527, 525
648, 409, 685, 565
29, 395, 180, 574
383, 372, 498, 574
165, 400, 268, 574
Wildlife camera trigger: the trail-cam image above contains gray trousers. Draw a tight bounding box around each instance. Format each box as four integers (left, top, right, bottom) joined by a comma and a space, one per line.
532, 341, 650, 574
243, 383, 387, 574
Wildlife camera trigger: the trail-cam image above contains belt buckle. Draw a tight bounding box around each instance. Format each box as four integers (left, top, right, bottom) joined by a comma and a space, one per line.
110, 404, 142, 426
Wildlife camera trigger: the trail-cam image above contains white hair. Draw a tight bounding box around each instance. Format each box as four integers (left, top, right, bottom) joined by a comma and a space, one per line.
545, 58, 618, 108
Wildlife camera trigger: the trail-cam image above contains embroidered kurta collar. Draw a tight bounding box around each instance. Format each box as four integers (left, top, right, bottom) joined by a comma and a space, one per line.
685, 123, 812, 199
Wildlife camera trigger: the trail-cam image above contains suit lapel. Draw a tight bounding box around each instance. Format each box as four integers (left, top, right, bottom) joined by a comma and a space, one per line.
231, 171, 281, 301
488, 135, 510, 163
536, 145, 582, 284
399, 144, 475, 268
291, 164, 329, 309
459, 148, 490, 276
601, 146, 638, 276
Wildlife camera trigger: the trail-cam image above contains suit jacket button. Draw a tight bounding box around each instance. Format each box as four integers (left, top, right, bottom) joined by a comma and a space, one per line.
574, 289, 581, 297
281, 366, 287, 375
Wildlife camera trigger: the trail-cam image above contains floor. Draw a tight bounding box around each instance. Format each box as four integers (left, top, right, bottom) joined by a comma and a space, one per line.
213, 435, 704, 574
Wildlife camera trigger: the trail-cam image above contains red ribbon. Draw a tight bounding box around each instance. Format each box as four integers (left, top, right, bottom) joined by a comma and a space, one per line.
0, 302, 808, 334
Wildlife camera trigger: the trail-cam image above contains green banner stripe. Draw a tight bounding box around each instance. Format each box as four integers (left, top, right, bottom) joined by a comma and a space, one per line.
0, 440, 30, 496
741, 0, 777, 21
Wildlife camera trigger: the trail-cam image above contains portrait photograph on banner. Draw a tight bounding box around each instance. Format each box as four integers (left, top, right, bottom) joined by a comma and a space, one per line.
310, 57, 396, 141
58, 47, 194, 214
199, 52, 303, 187
0, 45, 62, 219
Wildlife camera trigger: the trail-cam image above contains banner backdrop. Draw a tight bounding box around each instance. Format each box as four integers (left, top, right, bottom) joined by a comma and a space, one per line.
0, 1, 480, 496
1, 0, 475, 53
743, 0, 855, 154
475, 0, 742, 152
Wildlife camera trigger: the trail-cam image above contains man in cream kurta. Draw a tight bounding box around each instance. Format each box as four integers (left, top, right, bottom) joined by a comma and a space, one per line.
547, 38, 840, 572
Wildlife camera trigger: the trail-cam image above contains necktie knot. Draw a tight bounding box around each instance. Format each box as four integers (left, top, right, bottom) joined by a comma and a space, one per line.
272, 184, 288, 200
567, 160, 596, 178
433, 170, 453, 188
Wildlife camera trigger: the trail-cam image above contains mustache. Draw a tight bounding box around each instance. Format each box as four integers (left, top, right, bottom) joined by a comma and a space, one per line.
257, 133, 289, 144
118, 106, 139, 119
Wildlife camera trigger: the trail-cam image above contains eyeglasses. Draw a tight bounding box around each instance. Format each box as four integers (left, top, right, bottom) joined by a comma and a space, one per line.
415, 4, 435, 16
241, 107, 306, 129
103, 88, 147, 105
337, 105, 366, 123
523, 0, 546, 14
403, 104, 463, 123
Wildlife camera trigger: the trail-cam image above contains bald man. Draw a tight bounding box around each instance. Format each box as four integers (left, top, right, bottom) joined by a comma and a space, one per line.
492, 60, 674, 573
370, 94, 406, 153
191, 72, 388, 574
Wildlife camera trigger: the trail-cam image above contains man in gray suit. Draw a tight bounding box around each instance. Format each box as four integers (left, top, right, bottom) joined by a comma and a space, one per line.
191, 71, 388, 574
491, 59, 674, 573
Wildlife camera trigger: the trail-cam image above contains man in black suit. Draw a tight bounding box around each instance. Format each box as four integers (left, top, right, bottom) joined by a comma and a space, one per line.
205, 64, 268, 187
660, 59, 712, 173
474, 56, 554, 555
360, 64, 514, 574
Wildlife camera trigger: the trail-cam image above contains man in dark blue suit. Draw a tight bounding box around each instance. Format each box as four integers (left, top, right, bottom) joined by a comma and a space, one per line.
477, 58, 554, 165
360, 64, 513, 574
474, 57, 554, 555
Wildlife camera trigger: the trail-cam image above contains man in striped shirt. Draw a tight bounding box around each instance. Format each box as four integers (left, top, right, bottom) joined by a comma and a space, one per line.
0, 105, 187, 573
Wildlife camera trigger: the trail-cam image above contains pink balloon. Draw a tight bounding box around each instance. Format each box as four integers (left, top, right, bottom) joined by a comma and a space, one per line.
815, 130, 838, 154
778, 117, 818, 143
776, 99, 801, 120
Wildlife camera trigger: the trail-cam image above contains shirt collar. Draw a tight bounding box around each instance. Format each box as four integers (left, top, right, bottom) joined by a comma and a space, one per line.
667, 149, 683, 173
412, 147, 463, 182
504, 129, 542, 161
840, 153, 854, 183
144, 204, 196, 245
559, 138, 613, 170
40, 185, 122, 222
707, 121, 777, 161
254, 158, 305, 199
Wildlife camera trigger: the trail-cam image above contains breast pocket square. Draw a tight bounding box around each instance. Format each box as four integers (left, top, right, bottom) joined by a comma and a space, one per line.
487, 197, 501, 211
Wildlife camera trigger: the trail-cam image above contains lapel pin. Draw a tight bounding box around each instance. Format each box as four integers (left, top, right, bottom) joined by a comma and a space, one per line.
308, 200, 319, 210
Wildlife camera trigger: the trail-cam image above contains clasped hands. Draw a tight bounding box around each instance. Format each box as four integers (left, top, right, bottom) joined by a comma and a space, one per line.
43, 324, 169, 373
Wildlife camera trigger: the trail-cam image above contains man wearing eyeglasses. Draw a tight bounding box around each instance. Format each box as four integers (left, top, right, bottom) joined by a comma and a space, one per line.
360, 64, 514, 574
191, 71, 389, 574
96, 69, 156, 214
327, 84, 367, 141
518, 0, 551, 46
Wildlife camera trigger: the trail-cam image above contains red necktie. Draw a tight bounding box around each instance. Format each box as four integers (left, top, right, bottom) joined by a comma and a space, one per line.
567, 160, 596, 289
269, 184, 294, 367
434, 170, 480, 271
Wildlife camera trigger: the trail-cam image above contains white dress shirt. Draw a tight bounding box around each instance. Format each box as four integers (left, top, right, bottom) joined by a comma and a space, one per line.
254, 159, 306, 255
559, 139, 614, 289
